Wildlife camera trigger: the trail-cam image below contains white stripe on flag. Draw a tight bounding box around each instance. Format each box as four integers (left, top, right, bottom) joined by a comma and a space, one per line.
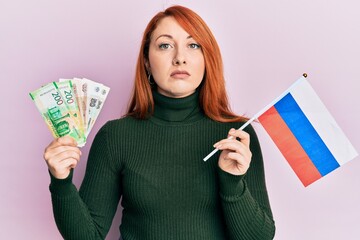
290, 79, 358, 165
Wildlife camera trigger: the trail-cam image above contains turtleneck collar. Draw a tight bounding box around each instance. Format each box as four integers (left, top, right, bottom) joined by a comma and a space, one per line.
151, 90, 204, 124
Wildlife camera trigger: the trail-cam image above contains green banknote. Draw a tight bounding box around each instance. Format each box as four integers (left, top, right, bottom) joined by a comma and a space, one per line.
54, 80, 85, 136
29, 82, 86, 146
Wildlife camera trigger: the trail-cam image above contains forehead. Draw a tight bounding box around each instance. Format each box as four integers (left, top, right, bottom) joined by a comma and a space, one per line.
152, 16, 190, 39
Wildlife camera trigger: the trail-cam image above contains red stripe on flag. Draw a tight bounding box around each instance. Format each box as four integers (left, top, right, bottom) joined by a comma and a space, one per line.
258, 106, 322, 186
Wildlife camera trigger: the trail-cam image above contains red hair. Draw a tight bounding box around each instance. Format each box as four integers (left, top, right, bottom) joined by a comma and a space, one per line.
127, 5, 247, 123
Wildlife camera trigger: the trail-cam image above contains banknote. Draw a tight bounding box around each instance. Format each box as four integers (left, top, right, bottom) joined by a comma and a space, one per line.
29, 82, 86, 146
84, 78, 110, 136
31, 78, 110, 147
64, 78, 88, 132
54, 80, 85, 135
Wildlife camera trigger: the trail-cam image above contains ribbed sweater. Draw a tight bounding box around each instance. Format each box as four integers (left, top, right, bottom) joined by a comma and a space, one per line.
49, 90, 275, 240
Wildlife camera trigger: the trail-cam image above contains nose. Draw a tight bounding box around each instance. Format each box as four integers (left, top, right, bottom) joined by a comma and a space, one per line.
172, 49, 186, 65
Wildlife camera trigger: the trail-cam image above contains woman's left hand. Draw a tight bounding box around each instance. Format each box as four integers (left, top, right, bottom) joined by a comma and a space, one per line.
214, 128, 252, 176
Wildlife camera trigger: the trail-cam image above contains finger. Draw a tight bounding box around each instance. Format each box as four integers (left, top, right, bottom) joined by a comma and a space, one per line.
219, 151, 250, 175
226, 152, 249, 166
226, 152, 250, 173
57, 150, 81, 163
46, 150, 81, 167
214, 140, 246, 154
228, 128, 250, 147
46, 136, 78, 150
49, 158, 79, 178
44, 146, 81, 161
215, 140, 252, 160
58, 158, 79, 169
226, 128, 236, 138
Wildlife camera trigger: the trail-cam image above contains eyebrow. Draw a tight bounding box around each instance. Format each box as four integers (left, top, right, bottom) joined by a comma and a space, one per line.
155, 34, 193, 41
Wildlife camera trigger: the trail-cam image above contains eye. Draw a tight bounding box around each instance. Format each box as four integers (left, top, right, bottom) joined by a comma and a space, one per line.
158, 43, 172, 49
189, 43, 201, 49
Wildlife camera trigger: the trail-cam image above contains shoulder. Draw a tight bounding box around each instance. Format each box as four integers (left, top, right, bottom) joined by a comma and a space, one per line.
200, 118, 259, 143
102, 116, 147, 130
95, 116, 150, 140
210, 119, 258, 135
91, 116, 149, 153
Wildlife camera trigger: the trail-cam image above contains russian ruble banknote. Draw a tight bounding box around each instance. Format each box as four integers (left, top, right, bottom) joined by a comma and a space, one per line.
54, 80, 84, 135
83, 78, 110, 137
30, 78, 110, 147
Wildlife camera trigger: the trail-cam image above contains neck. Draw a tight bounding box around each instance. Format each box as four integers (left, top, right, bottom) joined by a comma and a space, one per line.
151, 90, 204, 124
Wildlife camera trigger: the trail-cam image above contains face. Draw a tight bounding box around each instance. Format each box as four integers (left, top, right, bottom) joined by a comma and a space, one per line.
147, 17, 205, 98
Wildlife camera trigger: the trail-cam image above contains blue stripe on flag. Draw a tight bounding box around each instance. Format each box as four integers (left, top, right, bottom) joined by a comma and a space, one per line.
274, 93, 340, 176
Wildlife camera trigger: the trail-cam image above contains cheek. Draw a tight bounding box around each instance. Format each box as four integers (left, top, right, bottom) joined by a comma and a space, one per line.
194, 57, 205, 79
149, 54, 169, 77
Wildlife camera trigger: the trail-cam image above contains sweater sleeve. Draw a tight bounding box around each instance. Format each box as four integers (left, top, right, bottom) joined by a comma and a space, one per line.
49, 122, 122, 240
218, 124, 275, 240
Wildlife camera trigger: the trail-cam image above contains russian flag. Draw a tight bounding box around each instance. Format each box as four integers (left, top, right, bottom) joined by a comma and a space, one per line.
258, 76, 358, 186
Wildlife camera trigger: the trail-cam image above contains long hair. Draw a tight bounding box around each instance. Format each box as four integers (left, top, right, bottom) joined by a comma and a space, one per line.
126, 5, 247, 122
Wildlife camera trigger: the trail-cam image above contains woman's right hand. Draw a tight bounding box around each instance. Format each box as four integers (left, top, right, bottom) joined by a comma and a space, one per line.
43, 136, 82, 179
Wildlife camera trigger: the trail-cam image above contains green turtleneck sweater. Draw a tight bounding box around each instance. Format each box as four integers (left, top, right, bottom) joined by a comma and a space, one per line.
49, 90, 275, 240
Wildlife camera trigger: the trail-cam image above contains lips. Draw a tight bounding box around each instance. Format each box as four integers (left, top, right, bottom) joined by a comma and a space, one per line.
170, 70, 190, 78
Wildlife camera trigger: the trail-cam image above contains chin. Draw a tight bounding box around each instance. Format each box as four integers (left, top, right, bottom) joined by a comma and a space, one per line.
170, 92, 193, 98
161, 88, 195, 98
158, 83, 197, 98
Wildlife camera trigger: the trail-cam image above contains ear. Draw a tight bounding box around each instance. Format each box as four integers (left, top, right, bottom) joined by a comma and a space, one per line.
144, 59, 151, 74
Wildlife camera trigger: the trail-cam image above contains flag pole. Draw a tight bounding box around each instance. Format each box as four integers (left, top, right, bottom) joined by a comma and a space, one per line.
203, 73, 308, 162
203, 116, 257, 161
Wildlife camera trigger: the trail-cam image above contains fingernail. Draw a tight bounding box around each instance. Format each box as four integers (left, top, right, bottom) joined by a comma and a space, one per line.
213, 142, 222, 149
230, 129, 236, 134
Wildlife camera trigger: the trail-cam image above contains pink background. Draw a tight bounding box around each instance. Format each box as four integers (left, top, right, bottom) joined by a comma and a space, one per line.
1, 0, 359, 239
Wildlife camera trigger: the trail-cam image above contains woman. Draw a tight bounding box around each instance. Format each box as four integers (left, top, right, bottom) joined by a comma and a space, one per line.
44, 5, 275, 240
